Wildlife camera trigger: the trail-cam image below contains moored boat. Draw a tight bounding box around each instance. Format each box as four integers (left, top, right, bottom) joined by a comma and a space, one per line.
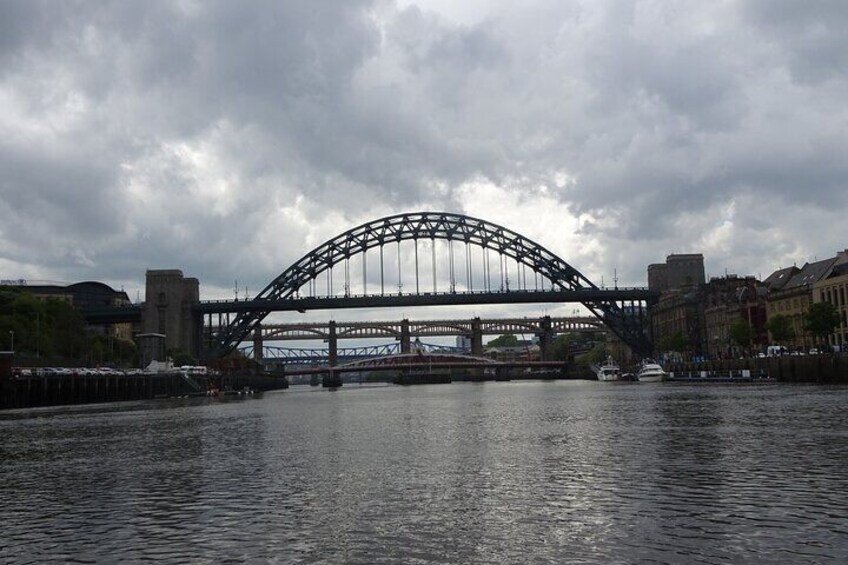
592, 357, 622, 381
637, 360, 667, 382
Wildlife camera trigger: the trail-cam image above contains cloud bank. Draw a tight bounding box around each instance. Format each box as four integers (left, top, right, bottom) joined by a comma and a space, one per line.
1, 0, 846, 303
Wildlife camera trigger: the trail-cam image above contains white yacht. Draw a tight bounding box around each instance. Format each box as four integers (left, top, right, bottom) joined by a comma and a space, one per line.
593, 357, 622, 381
637, 360, 667, 383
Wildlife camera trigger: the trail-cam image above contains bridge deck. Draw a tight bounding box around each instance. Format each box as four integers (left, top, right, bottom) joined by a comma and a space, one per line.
196, 288, 657, 314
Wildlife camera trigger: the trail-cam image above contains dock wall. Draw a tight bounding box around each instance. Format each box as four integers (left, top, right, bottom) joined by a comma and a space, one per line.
668, 354, 848, 384
1, 371, 288, 410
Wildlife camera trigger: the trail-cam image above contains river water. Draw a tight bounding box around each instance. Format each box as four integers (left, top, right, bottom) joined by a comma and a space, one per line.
2, 381, 848, 564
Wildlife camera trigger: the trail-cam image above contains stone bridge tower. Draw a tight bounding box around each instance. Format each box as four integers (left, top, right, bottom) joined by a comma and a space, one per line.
142, 270, 201, 359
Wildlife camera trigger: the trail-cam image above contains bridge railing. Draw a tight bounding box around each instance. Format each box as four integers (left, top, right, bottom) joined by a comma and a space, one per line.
197, 286, 652, 305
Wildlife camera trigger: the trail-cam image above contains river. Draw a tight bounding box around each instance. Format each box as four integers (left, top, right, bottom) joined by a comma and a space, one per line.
2, 381, 847, 563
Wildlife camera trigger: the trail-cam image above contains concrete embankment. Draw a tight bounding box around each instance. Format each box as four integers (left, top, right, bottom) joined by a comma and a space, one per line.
0, 371, 288, 410
668, 354, 848, 384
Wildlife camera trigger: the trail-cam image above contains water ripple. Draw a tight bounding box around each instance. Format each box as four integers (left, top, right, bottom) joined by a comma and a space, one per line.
2, 383, 848, 563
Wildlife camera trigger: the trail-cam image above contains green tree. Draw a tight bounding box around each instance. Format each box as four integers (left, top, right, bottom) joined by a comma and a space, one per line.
44, 298, 88, 359
581, 343, 607, 366
487, 333, 520, 347
766, 314, 794, 344
804, 302, 841, 346
729, 320, 753, 348
0, 288, 140, 365
550, 334, 574, 361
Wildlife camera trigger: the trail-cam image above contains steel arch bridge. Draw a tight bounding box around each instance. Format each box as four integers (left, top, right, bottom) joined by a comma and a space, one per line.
210, 211, 654, 356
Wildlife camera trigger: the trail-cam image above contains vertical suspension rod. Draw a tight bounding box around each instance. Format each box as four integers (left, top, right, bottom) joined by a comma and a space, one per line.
380, 244, 385, 296
466, 242, 472, 292
516, 257, 521, 291
431, 238, 437, 293
414, 238, 419, 295
448, 240, 455, 292
344, 257, 350, 296
485, 247, 490, 292
499, 251, 505, 291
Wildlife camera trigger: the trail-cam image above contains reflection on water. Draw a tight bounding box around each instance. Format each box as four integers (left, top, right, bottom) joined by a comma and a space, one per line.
2, 383, 848, 563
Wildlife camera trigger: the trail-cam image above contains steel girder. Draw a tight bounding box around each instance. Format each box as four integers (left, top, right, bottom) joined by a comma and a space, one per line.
244, 342, 465, 365
215, 211, 652, 356
258, 316, 605, 341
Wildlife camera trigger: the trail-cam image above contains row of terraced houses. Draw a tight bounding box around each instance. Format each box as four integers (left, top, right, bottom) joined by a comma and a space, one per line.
649, 250, 848, 358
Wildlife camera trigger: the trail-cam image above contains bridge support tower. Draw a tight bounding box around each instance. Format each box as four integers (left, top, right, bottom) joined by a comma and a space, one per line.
322, 370, 342, 388
538, 316, 553, 361
253, 325, 263, 363
142, 270, 201, 360
400, 319, 411, 353
470, 318, 483, 356
328, 321, 338, 366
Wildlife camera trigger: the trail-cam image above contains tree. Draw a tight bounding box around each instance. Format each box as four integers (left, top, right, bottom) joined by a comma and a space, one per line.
729, 320, 753, 348
582, 343, 607, 366
550, 334, 574, 361
487, 333, 520, 347
767, 314, 794, 344
44, 298, 88, 359
804, 302, 841, 346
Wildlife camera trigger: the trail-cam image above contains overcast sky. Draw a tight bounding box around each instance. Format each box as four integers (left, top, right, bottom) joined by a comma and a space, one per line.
2, 0, 846, 316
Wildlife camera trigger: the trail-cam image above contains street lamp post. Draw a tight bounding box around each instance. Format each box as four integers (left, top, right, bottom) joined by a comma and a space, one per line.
9, 330, 14, 352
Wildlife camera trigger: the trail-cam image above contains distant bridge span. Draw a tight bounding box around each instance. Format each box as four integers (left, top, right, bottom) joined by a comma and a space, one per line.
204, 212, 656, 357
256, 315, 604, 342
281, 352, 568, 377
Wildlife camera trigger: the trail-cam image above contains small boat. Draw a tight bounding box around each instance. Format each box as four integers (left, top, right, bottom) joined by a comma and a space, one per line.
592, 357, 622, 381
637, 360, 667, 383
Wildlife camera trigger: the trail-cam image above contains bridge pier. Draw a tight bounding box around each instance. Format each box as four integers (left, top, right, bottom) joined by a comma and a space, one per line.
538, 315, 553, 361
322, 370, 343, 388
494, 367, 511, 381
400, 319, 411, 353
470, 317, 483, 356
328, 321, 338, 366
253, 324, 263, 362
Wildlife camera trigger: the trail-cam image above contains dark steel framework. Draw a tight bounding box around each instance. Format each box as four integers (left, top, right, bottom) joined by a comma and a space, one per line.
243, 342, 464, 365
211, 211, 653, 356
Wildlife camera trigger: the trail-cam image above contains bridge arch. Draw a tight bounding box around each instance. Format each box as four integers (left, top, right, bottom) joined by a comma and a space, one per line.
214, 211, 652, 356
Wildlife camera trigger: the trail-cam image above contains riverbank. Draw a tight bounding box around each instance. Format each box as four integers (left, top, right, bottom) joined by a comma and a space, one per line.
0, 370, 288, 410
667, 353, 848, 384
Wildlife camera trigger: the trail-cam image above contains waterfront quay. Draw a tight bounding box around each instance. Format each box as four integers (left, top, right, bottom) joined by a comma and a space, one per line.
0, 365, 286, 410
667, 352, 848, 384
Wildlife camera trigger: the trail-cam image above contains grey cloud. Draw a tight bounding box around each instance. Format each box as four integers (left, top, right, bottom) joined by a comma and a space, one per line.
741, 0, 848, 84
0, 0, 846, 294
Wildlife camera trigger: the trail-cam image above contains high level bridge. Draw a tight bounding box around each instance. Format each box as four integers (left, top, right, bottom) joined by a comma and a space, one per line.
83, 212, 659, 358
247, 315, 605, 364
